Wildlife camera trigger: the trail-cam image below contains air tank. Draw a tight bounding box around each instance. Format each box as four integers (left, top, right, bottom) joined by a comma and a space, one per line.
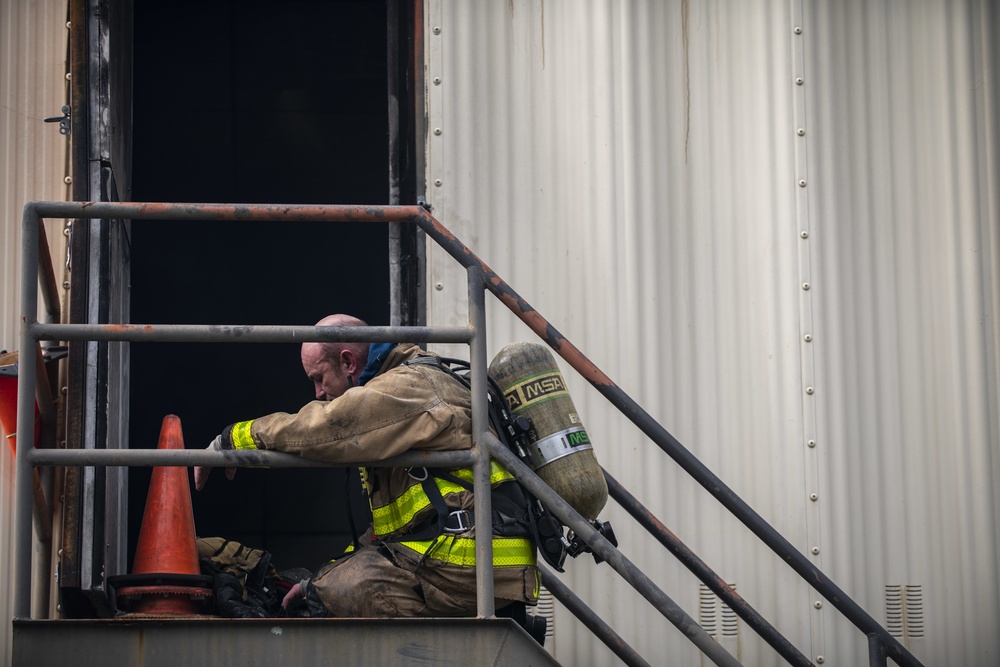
489, 342, 608, 520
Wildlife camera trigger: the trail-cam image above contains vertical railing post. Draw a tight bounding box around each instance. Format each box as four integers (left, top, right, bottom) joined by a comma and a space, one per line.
467, 265, 494, 618
15, 204, 41, 619
868, 633, 889, 667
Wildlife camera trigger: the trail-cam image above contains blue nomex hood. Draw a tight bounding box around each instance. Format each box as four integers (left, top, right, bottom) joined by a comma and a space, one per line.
359, 342, 396, 386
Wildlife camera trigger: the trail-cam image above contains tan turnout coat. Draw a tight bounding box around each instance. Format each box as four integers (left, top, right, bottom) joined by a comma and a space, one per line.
246, 343, 539, 616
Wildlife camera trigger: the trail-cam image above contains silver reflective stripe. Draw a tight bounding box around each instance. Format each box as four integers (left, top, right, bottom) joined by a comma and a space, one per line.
524, 425, 594, 470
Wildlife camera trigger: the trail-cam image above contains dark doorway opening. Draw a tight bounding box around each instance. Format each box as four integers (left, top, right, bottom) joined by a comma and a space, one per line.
128, 0, 390, 570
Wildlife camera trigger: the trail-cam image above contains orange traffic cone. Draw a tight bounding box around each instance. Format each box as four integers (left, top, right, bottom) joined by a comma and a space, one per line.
112, 415, 213, 616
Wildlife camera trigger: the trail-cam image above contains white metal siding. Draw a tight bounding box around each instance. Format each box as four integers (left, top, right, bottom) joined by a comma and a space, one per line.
806, 1, 1000, 664
0, 0, 69, 661
425, 1, 999, 665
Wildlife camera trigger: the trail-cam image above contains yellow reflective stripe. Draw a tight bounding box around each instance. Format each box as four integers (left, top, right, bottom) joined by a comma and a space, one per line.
449, 460, 515, 486
371, 479, 443, 535
398, 536, 536, 568
372, 476, 467, 535
230, 420, 257, 450
325, 542, 357, 564
371, 461, 516, 536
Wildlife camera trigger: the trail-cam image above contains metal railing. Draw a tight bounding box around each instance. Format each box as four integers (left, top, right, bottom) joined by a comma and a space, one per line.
16, 200, 925, 667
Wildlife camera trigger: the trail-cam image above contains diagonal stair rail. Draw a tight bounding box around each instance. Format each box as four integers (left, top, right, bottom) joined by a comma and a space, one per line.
418, 206, 921, 667
14, 201, 923, 667
418, 205, 925, 667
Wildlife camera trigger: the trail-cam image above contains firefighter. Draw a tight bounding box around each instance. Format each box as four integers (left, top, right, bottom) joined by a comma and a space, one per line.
194, 314, 540, 617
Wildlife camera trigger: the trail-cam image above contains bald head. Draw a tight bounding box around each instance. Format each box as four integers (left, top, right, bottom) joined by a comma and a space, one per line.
302, 314, 371, 401
312, 314, 369, 359
315, 314, 367, 328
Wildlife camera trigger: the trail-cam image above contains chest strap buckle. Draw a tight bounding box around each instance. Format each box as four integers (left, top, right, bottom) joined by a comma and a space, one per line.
443, 510, 473, 534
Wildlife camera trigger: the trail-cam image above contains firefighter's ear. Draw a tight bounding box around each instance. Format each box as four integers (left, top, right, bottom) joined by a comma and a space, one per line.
339, 349, 359, 375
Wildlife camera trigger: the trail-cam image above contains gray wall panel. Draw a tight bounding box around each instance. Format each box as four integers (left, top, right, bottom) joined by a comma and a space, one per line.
807, 0, 1000, 663
426, 0, 999, 664
0, 0, 70, 661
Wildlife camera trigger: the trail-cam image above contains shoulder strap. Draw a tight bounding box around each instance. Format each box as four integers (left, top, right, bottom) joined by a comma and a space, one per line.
401, 471, 454, 541
401, 355, 571, 570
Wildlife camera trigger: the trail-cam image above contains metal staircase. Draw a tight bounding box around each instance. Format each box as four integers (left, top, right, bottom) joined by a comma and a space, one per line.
13, 201, 925, 666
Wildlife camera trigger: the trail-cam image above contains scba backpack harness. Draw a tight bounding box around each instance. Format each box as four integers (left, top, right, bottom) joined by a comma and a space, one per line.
401, 355, 616, 572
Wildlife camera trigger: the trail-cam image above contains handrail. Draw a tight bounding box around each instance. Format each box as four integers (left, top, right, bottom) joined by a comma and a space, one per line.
28, 447, 476, 469
603, 469, 812, 666
15, 201, 924, 666
14, 202, 473, 621
538, 564, 648, 667
483, 432, 740, 667
28, 323, 472, 344
415, 206, 925, 667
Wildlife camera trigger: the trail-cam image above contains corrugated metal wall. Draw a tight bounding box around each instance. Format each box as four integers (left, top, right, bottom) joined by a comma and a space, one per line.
425, 1, 999, 665
806, 1, 1000, 663
0, 0, 70, 662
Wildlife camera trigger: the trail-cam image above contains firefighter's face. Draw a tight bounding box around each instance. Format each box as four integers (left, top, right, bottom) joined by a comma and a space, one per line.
302, 343, 354, 401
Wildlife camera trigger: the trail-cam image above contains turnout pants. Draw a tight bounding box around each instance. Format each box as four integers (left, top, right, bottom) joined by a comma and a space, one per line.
308, 542, 539, 617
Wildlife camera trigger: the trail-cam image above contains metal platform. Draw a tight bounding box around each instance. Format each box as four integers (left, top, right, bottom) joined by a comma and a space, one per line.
13, 617, 560, 667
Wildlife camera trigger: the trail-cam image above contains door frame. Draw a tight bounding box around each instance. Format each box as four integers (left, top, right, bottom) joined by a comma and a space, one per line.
62, 0, 426, 616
